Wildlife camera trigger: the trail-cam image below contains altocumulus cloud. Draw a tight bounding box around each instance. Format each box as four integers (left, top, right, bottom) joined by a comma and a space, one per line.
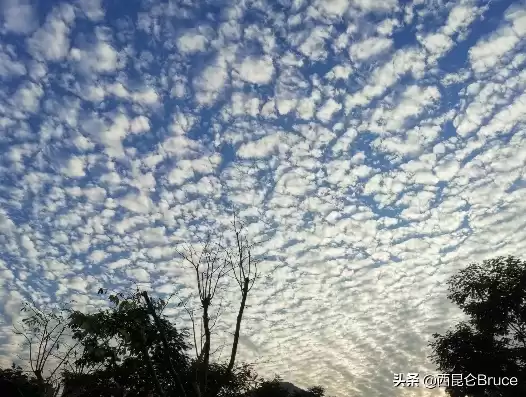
1, 0, 526, 396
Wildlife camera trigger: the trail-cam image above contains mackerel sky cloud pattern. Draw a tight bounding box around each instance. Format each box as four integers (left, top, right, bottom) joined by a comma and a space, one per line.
1, 0, 526, 396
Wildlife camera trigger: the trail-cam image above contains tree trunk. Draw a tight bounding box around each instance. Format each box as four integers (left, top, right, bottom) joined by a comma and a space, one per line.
201, 303, 211, 397
141, 291, 187, 397
34, 369, 49, 397
227, 278, 250, 373
138, 330, 166, 397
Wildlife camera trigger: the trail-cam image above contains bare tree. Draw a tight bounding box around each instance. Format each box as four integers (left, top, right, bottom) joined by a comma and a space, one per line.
13, 301, 79, 397
176, 215, 263, 396
225, 215, 260, 374
177, 235, 230, 397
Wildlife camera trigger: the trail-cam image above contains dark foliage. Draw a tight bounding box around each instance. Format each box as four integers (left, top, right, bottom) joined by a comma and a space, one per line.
5, 290, 331, 397
0, 364, 48, 397
245, 376, 328, 397
429, 256, 526, 397
63, 291, 191, 397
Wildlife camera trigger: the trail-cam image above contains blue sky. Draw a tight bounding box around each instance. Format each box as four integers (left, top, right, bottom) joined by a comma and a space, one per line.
1, 0, 526, 396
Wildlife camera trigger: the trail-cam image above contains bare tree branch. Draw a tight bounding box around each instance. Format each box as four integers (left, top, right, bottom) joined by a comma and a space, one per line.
226, 215, 261, 374
177, 233, 230, 397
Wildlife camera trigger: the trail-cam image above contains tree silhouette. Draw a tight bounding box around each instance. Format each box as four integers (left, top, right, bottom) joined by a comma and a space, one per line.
0, 363, 48, 397
7, 288, 332, 397
177, 214, 263, 397
178, 235, 230, 397
429, 255, 526, 397
249, 376, 290, 397
301, 386, 326, 396
59, 289, 263, 397
13, 302, 78, 396
244, 377, 330, 397
63, 290, 191, 397
225, 214, 260, 375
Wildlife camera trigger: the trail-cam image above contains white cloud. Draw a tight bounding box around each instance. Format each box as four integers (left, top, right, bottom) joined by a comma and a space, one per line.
2, 0, 37, 34
345, 47, 426, 109
120, 193, 153, 214
350, 37, 393, 61
167, 154, 221, 185
419, 33, 453, 57
76, 0, 104, 21
376, 18, 400, 36
275, 169, 314, 196
316, 98, 342, 123
130, 116, 151, 134
28, 61, 47, 81
91, 80, 150, 105
315, 0, 349, 16
298, 26, 331, 60
97, 113, 129, 158
0, 48, 26, 77
71, 42, 120, 74
63, 157, 86, 178
2, 2, 526, 397
67, 276, 88, 291
26, 5, 74, 61
352, 0, 398, 13
107, 82, 128, 98
12, 81, 43, 113
332, 128, 358, 154
296, 97, 317, 120
83, 84, 105, 102
132, 87, 159, 105
325, 64, 352, 80
177, 31, 208, 53
237, 56, 275, 85
469, 27, 520, 73
126, 268, 150, 283
369, 85, 441, 134
443, 4, 478, 36
477, 93, 526, 138
88, 249, 107, 263
275, 67, 311, 102
194, 57, 228, 105
238, 133, 290, 159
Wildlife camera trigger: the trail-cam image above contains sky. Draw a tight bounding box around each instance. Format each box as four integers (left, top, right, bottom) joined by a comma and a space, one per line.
0, 0, 525, 396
